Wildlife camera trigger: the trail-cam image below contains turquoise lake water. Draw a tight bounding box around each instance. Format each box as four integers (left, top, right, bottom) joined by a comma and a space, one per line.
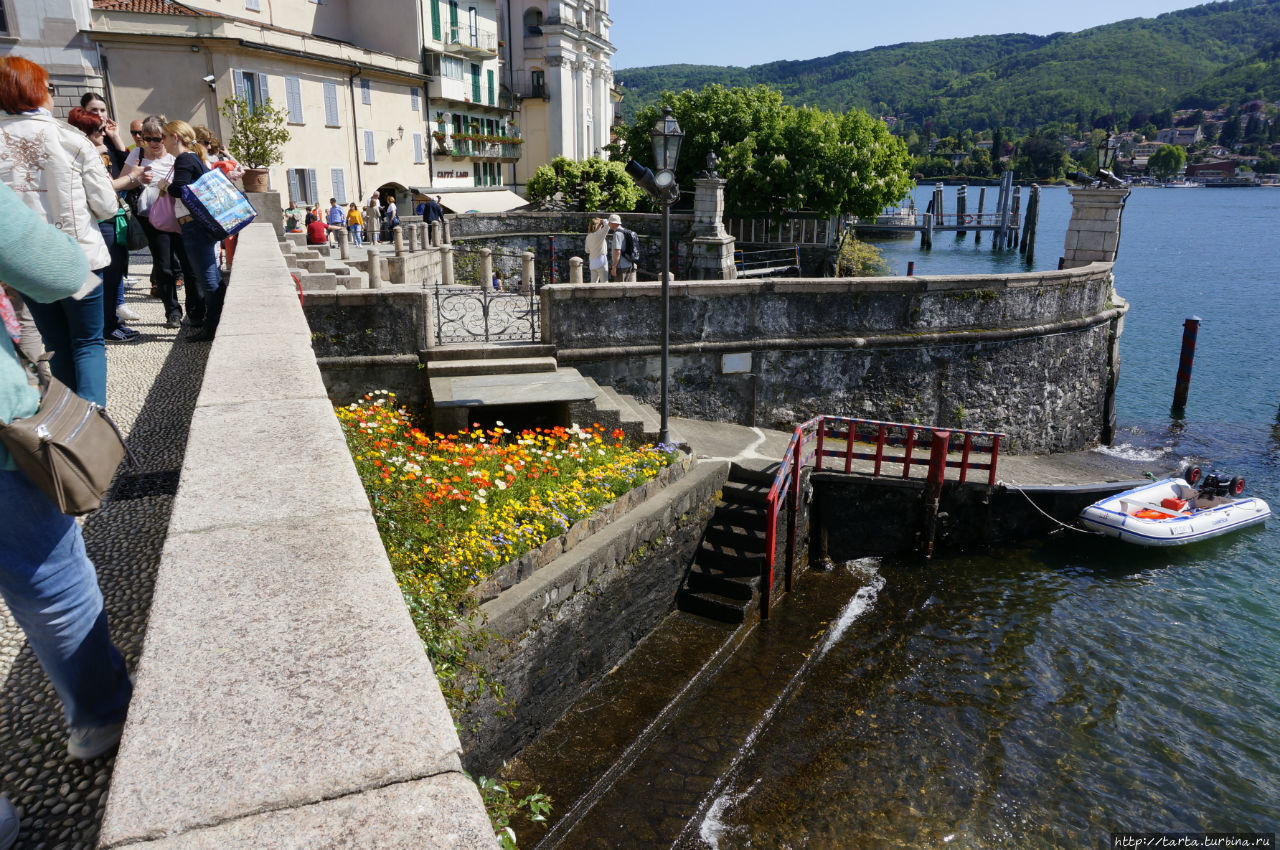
697, 186, 1280, 847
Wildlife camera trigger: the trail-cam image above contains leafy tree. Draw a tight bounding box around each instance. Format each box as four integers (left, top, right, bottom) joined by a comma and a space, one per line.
1017, 132, 1068, 179
1149, 144, 1187, 179
218, 96, 290, 169
525, 156, 643, 211
615, 84, 913, 219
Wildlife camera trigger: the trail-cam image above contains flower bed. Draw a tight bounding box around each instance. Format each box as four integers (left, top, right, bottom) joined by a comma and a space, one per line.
335, 392, 678, 709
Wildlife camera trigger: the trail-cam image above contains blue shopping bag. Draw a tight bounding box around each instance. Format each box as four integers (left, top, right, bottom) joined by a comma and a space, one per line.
180, 168, 257, 240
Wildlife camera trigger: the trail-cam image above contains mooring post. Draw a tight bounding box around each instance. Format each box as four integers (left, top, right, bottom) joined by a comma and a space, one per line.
933, 183, 944, 225
366, 248, 383, 289
975, 187, 986, 245
907, 261, 915, 276
569, 256, 583, 283
920, 429, 951, 559
1171, 316, 1201, 417
336, 227, 349, 260
956, 185, 968, 238
1009, 186, 1022, 250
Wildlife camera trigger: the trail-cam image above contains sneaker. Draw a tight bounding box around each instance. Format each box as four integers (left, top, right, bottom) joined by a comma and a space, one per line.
165, 314, 182, 329
107, 326, 141, 342
116, 305, 142, 322
67, 721, 125, 759
0, 796, 17, 850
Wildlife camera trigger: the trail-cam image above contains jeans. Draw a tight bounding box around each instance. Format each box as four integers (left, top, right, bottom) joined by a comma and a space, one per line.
349, 224, 363, 246
140, 214, 204, 324
179, 220, 222, 298
98, 219, 129, 335
24, 280, 107, 408
0, 470, 132, 728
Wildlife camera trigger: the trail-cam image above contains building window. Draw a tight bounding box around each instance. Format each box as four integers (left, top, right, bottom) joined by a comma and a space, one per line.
245, 0, 260, 10
330, 168, 346, 204
523, 8, 542, 36
413, 133, 424, 164
323, 81, 339, 126
470, 63, 481, 102
363, 130, 376, 163
468, 7, 478, 46
430, 0, 441, 40
442, 56, 465, 81
284, 76, 304, 124
233, 70, 269, 112
0, 0, 10, 35
411, 87, 420, 112
531, 69, 545, 99
287, 168, 317, 205
487, 69, 494, 106
360, 78, 371, 106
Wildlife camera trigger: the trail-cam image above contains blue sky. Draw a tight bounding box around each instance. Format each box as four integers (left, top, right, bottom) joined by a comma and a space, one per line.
609, 0, 1210, 69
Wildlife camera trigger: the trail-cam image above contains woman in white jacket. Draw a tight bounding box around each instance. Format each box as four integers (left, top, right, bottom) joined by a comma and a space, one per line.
0, 57, 119, 407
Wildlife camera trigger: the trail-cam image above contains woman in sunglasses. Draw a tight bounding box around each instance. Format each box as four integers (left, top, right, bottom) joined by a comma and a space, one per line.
124, 115, 203, 330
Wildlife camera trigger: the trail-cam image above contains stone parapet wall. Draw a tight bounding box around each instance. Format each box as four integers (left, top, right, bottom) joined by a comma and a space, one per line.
99, 223, 495, 849
545, 264, 1125, 454
458, 459, 728, 774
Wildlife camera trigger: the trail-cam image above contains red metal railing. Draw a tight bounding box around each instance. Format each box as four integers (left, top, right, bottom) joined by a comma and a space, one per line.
760, 416, 1004, 617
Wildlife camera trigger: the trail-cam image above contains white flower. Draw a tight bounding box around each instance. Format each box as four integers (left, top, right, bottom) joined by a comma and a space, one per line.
496, 480, 507, 490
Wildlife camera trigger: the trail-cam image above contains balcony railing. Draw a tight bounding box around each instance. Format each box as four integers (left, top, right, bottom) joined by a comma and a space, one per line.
437, 138, 523, 161
445, 27, 498, 57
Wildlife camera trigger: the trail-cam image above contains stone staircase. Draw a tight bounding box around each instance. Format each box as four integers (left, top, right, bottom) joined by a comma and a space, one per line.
279, 232, 374, 291
426, 344, 677, 446
676, 462, 778, 623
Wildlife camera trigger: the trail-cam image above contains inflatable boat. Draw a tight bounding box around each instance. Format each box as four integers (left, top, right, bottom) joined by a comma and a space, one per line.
1079, 469, 1270, 547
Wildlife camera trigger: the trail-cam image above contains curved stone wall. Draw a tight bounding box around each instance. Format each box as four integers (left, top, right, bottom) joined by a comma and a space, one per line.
543, 263, 1127, 454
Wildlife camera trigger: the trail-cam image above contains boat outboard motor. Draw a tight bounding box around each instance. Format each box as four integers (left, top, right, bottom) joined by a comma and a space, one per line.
1198, 474, 1245, 499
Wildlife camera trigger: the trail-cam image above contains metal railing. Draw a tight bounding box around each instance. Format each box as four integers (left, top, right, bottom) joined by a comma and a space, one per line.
761, 416, 1004, 617
433, 279, 540, 345
734, 245, 800, 278
851, 212, 1022, 229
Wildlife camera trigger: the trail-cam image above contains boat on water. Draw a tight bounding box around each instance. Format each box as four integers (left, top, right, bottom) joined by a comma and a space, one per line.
1164, 179, 1202, 188
1079, 469, 1270, 547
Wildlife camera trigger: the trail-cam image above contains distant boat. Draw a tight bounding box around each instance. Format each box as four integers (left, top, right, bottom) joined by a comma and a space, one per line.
1164, 179, 1202, 188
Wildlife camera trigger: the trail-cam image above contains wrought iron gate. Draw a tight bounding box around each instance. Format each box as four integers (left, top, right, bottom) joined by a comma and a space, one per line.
433, 281, 541, 345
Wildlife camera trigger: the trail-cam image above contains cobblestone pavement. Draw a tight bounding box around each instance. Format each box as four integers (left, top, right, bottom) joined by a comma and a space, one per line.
1, 260, 210, 849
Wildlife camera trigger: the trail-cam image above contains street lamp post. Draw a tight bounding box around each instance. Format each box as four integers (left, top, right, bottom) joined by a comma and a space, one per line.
648, 108, 683, 445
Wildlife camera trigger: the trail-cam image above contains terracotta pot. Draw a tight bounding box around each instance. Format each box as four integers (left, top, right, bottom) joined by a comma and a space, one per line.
241, 168, 270, 193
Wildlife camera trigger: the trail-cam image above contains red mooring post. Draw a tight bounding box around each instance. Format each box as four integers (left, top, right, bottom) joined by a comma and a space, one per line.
907, 261, 915, 276
920, 430, 951, 559
1171, 316, 1201, 417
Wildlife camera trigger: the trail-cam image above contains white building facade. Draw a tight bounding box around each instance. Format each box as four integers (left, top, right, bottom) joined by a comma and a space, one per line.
497, 0, 616, 192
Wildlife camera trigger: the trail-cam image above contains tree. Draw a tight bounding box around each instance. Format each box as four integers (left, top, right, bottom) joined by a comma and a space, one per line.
1017, 131, 1068, 179
613, 84, 914, 219
1149, 144, 1187, 180
525, 156, 643, 212
218, 96, 290, 169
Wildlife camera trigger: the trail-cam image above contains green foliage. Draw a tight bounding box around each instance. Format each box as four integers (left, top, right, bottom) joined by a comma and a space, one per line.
1149, 144, 1188, 179
525, 156, 643, 211
835, 233, 889, 277
615, 0, 1280, 133
218, 95, 290, 169
614, 84, 913, 218
473, 774, 552, 849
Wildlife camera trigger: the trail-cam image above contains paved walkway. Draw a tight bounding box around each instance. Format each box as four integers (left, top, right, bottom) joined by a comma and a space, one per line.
0, 259, 208, 849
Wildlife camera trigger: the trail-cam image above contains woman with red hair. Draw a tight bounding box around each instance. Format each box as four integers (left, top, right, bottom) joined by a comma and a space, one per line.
0, 56, 121, 406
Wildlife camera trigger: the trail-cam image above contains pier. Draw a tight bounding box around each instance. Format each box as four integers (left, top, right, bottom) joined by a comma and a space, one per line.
853, 173, 1041, 262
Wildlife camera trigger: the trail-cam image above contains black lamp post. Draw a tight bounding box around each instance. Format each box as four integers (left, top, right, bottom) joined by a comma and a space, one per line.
624, 107, 683, 444
1097, 131, 1120, 175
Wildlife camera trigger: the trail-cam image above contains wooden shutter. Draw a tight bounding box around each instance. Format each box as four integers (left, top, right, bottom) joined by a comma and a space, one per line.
307, 169, 318, 204
233, 69, 246, 103
331, 168, 346, 204
411, 87, 419, 112
487, 69, 494, 106
285, 76, 303, 123
257, 73, 270, 109
471, 64, 481, 102
449, 0, 458, 38
363, 130, 376, 163
323, 81, 339, 126
413, 133, 423, 163
361, 78, 371, 105
286, 169, 301, 205
430, 0, 440, 40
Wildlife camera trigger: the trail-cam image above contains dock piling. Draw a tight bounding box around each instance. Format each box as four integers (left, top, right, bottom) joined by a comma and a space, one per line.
1171, 316, 1201, 417
975, 187, 986, 244
956, 185, 968, 239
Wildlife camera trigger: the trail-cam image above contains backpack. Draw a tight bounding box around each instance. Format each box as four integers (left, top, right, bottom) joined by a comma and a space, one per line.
620, 228, 638, 264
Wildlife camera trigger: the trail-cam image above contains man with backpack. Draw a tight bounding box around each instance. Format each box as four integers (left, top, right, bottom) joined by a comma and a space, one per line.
608, 214, 638, 282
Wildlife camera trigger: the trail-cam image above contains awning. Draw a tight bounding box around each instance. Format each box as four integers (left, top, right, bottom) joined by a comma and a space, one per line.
436, 189, 527, 214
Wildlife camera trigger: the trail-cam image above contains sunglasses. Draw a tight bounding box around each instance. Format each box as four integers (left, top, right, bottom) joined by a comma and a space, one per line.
130, 129, 143, 136
142, 136, 164, 143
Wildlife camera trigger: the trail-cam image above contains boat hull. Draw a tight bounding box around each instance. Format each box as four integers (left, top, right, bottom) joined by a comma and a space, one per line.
1079, 479, 1271, 547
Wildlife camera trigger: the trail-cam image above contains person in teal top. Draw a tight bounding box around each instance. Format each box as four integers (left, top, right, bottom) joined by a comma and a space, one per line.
0, 180, 134, 848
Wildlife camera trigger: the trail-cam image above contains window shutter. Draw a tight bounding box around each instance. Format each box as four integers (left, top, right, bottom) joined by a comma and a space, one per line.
233, 69, 246, 103
307, 169, 318, 205
245, 0, 260, 10
285, 76, 303, 123
363, 130, 376, 163
360, 78, 371, 106
323, 81, 339, 126
449, 0, 458, 35
411, 87, 420, 112
331, 168, 346, 204
413, 133, 423, 163
430, 0, 440, 40
286, 169, 301, 205
257, 73, 270, 108
471, 64, 481, 102
487, 69, 495, 106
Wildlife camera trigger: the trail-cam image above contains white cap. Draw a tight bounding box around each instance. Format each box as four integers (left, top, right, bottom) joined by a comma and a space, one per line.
607, 214, 621, 224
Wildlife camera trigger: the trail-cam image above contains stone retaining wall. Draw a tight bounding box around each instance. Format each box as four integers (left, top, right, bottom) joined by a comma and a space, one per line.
99, 223, 495, 848
544, 265, 1127, 454
457, 458, 728, 774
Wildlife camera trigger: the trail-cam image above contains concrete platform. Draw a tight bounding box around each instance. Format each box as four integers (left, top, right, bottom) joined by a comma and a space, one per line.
431, 368, 597, 408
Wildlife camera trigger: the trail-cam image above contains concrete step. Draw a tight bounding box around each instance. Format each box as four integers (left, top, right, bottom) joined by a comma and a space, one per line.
297, 258, 328, 274
675, 589, 749, 624
578, 378, 625, 433
721, 480, 770, 508
297, 273, 338, 292
595, 385, 645, 435
428, 344, 556, 362
696, 540, 766, 576
703, 523, 766, 554
426, 356, 560, 378
712, 502, 768, 530
685, 567, 758, 601
729, 461, 781, 487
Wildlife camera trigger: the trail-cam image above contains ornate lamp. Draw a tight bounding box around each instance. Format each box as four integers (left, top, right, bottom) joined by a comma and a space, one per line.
1097, 132, 1119, 174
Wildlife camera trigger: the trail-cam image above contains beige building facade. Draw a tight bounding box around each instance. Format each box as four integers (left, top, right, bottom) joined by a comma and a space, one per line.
498, 0, 616, 192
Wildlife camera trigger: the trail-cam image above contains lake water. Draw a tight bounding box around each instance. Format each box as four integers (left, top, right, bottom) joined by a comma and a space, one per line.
694, 186, 1280, 847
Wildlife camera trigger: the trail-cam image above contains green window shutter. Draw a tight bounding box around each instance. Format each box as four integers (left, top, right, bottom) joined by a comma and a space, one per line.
471, 64, 481, 102
487, 69, 494, 105
430, 0, 440, 40
449, 0, 458, 35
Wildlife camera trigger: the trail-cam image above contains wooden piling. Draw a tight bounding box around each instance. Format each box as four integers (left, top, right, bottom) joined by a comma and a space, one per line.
956, 185, 968, 238
975, 187, 986, 244
1020, 184, 1040, 264
1009, 187, 1022, 250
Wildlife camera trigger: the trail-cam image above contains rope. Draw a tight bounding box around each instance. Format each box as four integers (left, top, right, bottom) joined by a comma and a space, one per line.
998, 479, 1103, 536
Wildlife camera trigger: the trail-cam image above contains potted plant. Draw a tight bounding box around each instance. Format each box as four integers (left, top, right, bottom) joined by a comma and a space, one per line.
218, 94, 290, 193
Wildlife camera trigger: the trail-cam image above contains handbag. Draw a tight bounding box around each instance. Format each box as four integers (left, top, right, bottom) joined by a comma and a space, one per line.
180, 168, 257, 241
150, 194, 181, 233
0, 353, 136, 515
115, 205, 148, 251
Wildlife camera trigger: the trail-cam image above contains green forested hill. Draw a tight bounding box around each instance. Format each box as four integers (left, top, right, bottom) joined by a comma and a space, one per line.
615, 0, 1280, 131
